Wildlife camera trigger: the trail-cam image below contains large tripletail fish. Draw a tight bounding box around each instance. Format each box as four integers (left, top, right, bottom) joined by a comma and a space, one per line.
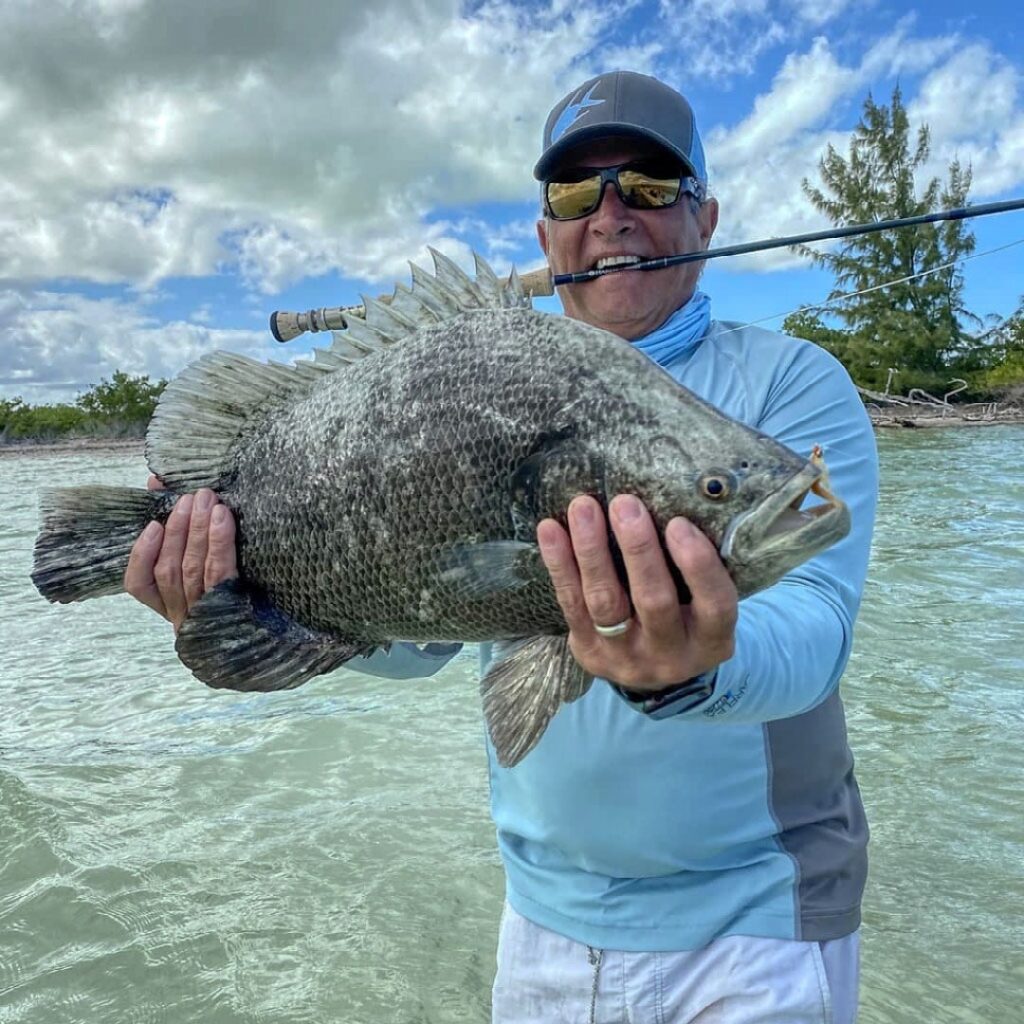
33, 252, 850, 766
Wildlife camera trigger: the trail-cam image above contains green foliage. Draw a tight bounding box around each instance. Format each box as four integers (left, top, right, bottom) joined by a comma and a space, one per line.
967, 301, 1024, 393
0, 371, 165, 442
0, 397, 88, 440
790, 86, 981, 392
0, 397, 28, 432
76, 370, 166, 422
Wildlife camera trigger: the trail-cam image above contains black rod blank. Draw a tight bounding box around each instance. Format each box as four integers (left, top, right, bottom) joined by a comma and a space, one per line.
551, 197, 1024, 287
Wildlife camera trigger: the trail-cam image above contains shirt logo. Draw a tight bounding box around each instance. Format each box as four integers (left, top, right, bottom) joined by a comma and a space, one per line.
551, 85, 604, 143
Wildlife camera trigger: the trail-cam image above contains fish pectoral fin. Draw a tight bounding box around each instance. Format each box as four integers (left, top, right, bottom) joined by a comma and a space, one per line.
439, 541, 543, 600
481, 636, 593, 767
175, 578, 374, 692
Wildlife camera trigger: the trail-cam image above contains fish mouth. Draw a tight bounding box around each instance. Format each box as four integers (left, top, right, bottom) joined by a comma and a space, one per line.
720, 448, 850, 570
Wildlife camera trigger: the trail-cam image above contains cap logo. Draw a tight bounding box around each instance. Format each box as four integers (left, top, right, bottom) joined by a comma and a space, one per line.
550, 84, 604, 143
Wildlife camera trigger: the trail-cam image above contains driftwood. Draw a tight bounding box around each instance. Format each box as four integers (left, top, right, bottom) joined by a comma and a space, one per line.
858, 380, 1017, 427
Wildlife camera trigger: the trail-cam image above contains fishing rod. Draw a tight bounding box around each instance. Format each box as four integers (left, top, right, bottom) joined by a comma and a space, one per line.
270, 196, 1024, 342
552, 196, 1024, 285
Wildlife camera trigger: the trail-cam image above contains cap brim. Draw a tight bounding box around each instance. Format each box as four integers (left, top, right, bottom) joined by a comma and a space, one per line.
533, 124, 700, 181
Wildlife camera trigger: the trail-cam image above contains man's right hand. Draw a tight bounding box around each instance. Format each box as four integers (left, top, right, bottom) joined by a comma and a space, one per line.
124, 477, 238, 632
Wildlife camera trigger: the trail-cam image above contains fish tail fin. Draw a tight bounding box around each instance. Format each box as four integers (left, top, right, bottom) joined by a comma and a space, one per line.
32, 486, 173, 603
481, 636, 593, 767
176, 578, 375, 691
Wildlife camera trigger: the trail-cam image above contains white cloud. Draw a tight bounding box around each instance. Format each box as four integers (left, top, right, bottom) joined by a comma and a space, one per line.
907, 44, 1024, 197
0, 0, 617, 294
656, 0, 856, 80
0, 288, 273, 404
700, 27, 1023, 272
788, 0, 855, 29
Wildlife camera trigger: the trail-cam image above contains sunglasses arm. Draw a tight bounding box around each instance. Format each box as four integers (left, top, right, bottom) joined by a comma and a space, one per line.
270, 267, 555, 342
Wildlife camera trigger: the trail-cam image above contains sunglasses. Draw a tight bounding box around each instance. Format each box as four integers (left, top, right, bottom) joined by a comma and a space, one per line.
543, 160, 705, 221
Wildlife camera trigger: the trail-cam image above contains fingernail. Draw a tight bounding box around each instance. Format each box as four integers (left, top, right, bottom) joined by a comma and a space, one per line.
211, 505, 228, 526
613, 495, 642, 522
667, 517, 697, 543
174, 494, 193, 517
570, 499, 595, 526
142, 520, 162, 541
196, 489, 214, 512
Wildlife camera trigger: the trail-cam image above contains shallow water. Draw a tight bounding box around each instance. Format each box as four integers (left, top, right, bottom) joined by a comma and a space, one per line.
1, 428, 1022, 1022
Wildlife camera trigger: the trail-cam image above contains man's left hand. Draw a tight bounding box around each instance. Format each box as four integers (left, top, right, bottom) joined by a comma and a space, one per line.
536, 494, 738, 690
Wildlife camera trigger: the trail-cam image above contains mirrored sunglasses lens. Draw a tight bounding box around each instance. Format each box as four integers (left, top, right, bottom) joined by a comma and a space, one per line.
546, 176, 602, 219
618, 169, 682, 209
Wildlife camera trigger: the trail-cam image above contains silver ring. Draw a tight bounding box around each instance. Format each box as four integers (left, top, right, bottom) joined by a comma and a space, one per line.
593, 618, 632, 638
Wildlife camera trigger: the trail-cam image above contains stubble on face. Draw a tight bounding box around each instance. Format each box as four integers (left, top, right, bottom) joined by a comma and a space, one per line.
537, 139, 718, 340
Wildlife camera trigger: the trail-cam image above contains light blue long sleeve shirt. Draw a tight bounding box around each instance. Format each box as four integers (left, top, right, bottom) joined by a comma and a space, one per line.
354, 319, 878, 951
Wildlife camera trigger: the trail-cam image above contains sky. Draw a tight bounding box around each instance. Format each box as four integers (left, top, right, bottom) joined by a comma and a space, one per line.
2, 0, 1022, 404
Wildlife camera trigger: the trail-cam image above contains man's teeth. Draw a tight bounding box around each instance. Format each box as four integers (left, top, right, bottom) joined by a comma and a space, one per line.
595, 255, 642, 270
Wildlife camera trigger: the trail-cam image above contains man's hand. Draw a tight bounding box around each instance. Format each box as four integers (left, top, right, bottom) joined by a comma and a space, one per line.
123, 477, 238, 632
536, 494, 737, 690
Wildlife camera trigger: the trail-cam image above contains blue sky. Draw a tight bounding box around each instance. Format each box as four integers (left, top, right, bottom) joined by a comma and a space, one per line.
2, 0, 1022, 403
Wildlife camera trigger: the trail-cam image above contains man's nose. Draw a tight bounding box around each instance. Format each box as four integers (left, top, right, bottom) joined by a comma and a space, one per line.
588, 182, 635, 236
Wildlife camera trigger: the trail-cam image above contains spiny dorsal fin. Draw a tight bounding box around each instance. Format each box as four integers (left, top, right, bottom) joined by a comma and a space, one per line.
328, 250, 529, 359
428, 246, 486, 307
148, 252, 528, 490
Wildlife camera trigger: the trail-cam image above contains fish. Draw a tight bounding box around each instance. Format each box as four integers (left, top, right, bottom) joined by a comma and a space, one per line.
31, 251, 850, 767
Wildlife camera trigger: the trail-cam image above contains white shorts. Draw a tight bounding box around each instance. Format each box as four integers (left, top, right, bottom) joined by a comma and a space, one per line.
492, 902, 859, 1024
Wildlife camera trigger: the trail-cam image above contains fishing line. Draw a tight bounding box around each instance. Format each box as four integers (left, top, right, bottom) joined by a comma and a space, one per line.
713, 235, 1024, 339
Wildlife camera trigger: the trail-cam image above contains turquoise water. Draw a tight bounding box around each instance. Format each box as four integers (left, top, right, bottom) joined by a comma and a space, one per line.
1, 429, 1022, 1022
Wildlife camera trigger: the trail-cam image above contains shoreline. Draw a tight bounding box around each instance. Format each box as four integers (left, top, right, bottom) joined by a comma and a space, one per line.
2, 409, 1022, 457
0, 438, 145, 458
870, 410, 1024, 429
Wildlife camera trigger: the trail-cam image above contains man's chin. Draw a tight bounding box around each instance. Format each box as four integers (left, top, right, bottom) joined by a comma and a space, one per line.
577, 289, 671, 335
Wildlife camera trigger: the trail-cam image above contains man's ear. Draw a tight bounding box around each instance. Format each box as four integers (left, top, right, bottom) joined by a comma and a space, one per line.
699, 198, 719, 248
536, 218, 549, 257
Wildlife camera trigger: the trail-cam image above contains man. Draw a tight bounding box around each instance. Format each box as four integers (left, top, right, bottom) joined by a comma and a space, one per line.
126, 71, 877, 1024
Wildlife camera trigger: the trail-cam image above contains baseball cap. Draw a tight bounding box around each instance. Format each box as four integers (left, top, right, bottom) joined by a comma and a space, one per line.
534, 71, 707, 184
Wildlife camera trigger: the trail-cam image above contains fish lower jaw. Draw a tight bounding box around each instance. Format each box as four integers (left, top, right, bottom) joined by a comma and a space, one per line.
726, 499, 851, 595
756, 499, 850, 555
720, 461, 850, 588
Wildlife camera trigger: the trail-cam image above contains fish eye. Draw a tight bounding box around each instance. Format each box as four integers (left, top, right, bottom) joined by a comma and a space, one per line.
698, 471, 735, 500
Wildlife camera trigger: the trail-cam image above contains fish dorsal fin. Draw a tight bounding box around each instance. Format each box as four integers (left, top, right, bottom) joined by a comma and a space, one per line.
328, 249, 529, 358
148, 252, 527, 490
147, 353, 324, 490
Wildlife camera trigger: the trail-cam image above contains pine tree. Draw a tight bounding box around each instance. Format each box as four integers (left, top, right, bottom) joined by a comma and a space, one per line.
785, 87, 977, 392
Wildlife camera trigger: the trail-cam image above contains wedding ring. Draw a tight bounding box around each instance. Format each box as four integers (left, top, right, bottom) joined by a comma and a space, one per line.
593, 618, 632, 638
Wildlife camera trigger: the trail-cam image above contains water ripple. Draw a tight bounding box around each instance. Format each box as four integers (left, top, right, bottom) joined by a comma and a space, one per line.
2, 432, 1022, 1023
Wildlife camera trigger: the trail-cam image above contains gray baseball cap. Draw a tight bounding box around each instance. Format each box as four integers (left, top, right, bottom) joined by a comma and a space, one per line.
534, 70, 707, 184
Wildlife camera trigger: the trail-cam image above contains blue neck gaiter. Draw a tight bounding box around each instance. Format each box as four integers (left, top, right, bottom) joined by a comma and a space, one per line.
631, 290, 712, 368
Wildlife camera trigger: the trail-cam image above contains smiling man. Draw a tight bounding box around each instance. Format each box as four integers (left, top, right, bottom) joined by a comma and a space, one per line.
124, 70, 878, 1024
481, 71, 879, 1024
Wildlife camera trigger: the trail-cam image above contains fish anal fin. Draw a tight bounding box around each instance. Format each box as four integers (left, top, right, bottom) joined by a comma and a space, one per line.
481, 636, 593, 767
176, 579, 374, 691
